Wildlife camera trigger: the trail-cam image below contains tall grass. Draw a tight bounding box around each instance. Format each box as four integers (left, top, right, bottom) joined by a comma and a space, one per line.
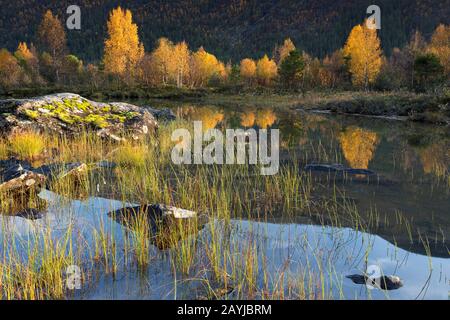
8, 131, 45, 160
0, 118, 444, 300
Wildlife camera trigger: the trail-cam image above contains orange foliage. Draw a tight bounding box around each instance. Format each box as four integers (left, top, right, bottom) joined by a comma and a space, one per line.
339, 126, 379, 169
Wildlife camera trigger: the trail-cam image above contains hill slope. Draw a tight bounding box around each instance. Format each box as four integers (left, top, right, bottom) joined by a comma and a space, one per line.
0, 0, 449, 62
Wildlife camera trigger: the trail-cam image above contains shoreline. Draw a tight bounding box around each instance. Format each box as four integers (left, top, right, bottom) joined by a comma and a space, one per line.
1, 87, 449, 125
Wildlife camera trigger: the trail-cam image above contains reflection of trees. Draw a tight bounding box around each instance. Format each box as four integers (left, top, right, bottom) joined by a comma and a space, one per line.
255, 109, 277, 129
240, 111, 256, 127
339, 126, 379, 169
418, 142, 449, 178
183, 106, 224, 130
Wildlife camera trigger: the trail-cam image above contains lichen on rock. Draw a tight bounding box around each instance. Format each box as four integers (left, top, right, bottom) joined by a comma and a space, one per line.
0, 93, 158, 140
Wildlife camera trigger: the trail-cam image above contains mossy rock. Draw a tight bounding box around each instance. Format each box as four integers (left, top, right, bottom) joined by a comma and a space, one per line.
0, 93, 158, 140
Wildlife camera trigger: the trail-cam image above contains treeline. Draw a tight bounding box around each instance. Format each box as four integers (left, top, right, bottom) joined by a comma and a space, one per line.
1, 0, 449, 62
0, 7, 449, 94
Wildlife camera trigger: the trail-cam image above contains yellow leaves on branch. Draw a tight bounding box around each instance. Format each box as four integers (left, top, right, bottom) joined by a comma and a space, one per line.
343, 22, 383, 88
339, 126, 379, 169
103, 6, 144, 76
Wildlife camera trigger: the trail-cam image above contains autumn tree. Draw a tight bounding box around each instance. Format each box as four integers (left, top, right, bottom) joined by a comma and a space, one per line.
151, 38, 175, 85
279, 50, 304, 89
343, 22, 383, 89
0, 49, 21, 90
322, 49, 349, 89
103, 7, 144, 80
190, 47, 224, 87
14, 42, 40, 84
428, 24, 450, 76
240, 58, 256, 83
256, 55, 278, 86
173, 41, 190, 87
37, 10, 67, 59
138, 53, 159, 86
275, 38, 296, 65
37, 10, 67, 82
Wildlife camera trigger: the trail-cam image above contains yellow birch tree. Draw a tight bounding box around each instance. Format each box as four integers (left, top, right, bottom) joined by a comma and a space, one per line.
343, 22, 383, 89
103, 7, 145, 77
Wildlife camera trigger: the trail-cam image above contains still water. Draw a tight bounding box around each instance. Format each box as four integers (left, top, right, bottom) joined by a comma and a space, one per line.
0, 103, 449, 299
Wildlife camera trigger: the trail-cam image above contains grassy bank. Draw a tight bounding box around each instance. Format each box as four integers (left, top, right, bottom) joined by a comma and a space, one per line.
2, 86, 449, 125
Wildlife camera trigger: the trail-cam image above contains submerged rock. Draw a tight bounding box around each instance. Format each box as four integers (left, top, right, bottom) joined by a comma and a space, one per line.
145, 107, 177, 122
0, 93, 158, 140
34, 162, 88, 182
346, 274, 403, 290
305, 163, 377, 176
108, 204, 208, 249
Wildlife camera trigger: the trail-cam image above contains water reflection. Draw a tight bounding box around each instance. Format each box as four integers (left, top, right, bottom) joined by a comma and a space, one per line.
0, 191, 447, 300
339, 126, 379, 169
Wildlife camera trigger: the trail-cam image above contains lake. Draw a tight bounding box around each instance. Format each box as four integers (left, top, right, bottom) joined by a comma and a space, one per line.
0, 102, 449, 300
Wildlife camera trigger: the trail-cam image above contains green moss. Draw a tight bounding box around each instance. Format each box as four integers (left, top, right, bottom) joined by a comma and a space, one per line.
24, 109, 39, 119
85, 114, 109, 129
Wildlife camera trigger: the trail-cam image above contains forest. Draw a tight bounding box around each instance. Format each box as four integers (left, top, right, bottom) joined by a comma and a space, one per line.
0, 5, 449, 95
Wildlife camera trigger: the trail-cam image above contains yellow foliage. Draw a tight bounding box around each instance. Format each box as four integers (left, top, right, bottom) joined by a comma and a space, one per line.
0, 49, 21, 88
173, 41, 190, 87
103, 6, 144, 76
189, 107, 224, 130
343, 22, 383, 88
256, 109, 277, 129
240, 111, 256, 127
277, 38, 296, 64
339, 126, 379, 169
256, 55, 278, 85
151, 38, 176, 84
191, 47, 224, 86
15, 42, 34, 61
428, 24, 450, 75
240, 58, 256, 80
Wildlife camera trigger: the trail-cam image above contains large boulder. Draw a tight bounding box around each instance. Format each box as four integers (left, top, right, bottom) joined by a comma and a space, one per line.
0, 93, 158, 140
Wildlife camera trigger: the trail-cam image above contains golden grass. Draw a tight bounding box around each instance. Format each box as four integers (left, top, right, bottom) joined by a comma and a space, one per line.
8, 131, 45, 160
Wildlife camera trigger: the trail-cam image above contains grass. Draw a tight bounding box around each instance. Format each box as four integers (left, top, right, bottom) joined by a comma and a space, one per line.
8, 131, 46, 160
0, 115, 446, 300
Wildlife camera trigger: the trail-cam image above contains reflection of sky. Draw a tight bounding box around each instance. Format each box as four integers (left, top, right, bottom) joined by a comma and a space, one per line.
0, 191, 448, 300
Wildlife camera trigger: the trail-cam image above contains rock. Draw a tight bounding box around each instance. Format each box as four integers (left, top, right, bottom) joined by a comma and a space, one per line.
34, 162, 88, 182
15, 208, 45, 220
0, 93, 158, 140
95, 160, 117, 169
108, 204, 208, 249
305, 163, 377, 176
0, 159, 46, 195
346, 274, 403, 290
145, 107, 177, 122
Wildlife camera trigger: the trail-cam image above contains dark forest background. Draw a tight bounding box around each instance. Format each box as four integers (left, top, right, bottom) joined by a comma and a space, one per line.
1, 0, 449, 63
